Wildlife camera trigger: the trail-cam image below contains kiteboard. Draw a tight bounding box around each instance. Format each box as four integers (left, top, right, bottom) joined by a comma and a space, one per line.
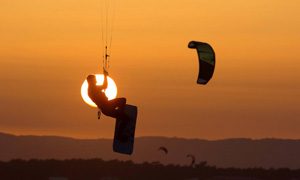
113, 104, 138, 155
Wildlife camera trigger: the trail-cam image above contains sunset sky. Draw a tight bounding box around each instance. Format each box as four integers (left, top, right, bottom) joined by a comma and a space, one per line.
0, 0, 299, 139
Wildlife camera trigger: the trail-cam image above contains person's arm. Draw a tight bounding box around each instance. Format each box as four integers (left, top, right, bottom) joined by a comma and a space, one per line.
97, 68, 108, 90
102, 73, 108, 89
96, 77, 108, 91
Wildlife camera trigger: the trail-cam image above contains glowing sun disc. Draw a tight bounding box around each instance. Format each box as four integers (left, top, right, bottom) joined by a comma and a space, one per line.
81, 74, 118, 108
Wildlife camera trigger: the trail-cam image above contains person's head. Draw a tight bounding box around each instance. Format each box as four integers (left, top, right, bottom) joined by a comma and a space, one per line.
87, 75, 97, 85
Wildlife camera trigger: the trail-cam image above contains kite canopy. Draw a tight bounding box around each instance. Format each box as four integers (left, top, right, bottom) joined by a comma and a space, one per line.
158, 146, 168, 154
188, 41, 216, 85
186, 154, 196, 167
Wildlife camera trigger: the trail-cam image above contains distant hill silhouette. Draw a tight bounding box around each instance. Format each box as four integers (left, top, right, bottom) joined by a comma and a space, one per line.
1, 132, 300, 169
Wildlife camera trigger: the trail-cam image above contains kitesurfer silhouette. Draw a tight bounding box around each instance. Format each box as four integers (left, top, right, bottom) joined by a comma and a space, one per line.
87, 69, 126, 118
87, 69, 129, 143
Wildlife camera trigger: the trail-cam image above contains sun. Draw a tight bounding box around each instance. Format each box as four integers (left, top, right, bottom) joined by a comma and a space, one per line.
81, 74, 118, 108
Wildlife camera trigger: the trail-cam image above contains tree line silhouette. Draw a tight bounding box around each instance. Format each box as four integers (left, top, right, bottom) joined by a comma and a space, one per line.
0, 159, 299, 180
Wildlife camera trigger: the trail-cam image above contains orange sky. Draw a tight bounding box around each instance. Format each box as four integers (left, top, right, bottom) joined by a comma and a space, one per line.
0, 0, 299, 139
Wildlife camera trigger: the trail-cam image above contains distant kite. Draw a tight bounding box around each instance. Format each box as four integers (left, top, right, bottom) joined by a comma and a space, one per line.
186, 154, 196, 167
188, 41, 216, 85
158, 146, 168, 154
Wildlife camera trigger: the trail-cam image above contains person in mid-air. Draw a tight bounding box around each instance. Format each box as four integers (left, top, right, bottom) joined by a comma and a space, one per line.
87, 69, 126, 118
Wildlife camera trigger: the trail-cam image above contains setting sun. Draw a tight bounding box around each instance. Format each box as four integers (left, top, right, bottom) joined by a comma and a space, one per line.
81, 74, 118, 108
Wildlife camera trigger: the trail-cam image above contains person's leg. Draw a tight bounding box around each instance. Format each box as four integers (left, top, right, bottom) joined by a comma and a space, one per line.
102, 98, 126, 118
109, 98, 126, 108
108, 98, 126, 114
